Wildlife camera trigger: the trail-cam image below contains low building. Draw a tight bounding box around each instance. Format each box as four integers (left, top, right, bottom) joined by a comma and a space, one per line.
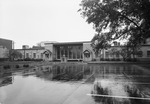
15, 40, 150, 62
16, 41, 95, 62
100, 39, 150, 61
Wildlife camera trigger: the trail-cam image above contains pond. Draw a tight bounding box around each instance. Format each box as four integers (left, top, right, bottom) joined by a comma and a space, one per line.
0, 64, 150, 104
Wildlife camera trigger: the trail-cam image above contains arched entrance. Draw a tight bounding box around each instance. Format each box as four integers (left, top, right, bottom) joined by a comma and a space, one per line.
83, 49, 92, 61
43, 50, 52, 61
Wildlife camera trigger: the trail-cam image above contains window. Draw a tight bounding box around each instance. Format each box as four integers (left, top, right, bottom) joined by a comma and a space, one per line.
26, 53, 29, 58
69, 50, 72, 59
41, 53, 43, 58
33, 53, 36, 58
116, 53, 119, 58
137, 51, 143, 57
105, 52, 109, 58
147, 51, 150, 57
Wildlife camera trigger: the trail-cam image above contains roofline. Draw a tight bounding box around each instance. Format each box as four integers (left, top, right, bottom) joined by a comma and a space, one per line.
0, 38, 12, 42
53, 41, 91, 45
15, 48, 45, 50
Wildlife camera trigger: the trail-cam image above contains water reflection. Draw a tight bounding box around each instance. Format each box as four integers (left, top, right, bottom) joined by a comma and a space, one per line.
33, 65, 93, 82
91, 65, 150, 104
0, 64, 150, 104
0, 73, 13, 87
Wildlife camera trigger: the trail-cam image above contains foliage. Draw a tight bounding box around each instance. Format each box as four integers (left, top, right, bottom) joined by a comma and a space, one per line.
15, 65, 20, 68
79, 0, 150, 49
119, 42, 139, 60
91, 33, 111, 56
5, 49, 22, 61
108, 47, 120, 58
23, 64, 29, 67
3, 65, 10, 69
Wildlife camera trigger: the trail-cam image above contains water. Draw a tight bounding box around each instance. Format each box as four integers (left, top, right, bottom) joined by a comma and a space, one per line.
0, 64, 150, 104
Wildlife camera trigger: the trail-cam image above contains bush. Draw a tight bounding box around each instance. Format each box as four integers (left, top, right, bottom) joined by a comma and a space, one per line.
34, 59, 43, 61
116, 58, 121, 61
23, 64, 29, 67
24, 58, 32, 61
125, 58, 137, 62
92, 58, 96, 61
3, 65, 10, 69
110, 58, 115, 61
15, 65, 20, 68
17, 59, 24, 61
105, 58, 110, 61
22, 58, 43, 61
100, 58, 104, 61
0, 58, 8, 62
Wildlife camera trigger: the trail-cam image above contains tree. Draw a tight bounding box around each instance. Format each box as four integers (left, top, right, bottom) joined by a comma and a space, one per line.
79, 0, 150, 48
91, 33, 111, 57
5, 49, 22, 61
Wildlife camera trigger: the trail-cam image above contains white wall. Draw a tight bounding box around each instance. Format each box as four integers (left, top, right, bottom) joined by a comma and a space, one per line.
83, 43, 95, 61
44, 44, 53, 61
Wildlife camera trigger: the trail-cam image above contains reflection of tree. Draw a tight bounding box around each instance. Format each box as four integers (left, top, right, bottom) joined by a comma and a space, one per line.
0, 76, 13, 87
91, 80, 150, 104
91, 81, 113, 104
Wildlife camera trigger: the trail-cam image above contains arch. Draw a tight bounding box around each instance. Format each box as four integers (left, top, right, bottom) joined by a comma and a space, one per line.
43, 50, 52, 59
43, 50, 52, 55
83, 49, 92, 58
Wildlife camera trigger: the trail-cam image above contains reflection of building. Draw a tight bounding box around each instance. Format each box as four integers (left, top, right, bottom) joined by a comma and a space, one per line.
16, 41, 95, 62
0, 38, 13, 59
33, 64, 93, 81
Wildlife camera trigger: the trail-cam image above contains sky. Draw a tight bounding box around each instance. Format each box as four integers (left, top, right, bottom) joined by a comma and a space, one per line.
0, 0, 95, 49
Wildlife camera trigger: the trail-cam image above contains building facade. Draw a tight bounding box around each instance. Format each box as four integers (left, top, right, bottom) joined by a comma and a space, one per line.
16, 40, 150, 62
0, 38, 13, 59
16, 41, 95, 62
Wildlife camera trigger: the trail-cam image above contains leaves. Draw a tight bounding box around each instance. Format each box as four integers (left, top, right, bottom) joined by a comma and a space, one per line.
79, 0, 150, 45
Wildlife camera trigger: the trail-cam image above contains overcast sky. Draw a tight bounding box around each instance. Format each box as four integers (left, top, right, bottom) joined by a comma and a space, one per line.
0, 0, 95, 49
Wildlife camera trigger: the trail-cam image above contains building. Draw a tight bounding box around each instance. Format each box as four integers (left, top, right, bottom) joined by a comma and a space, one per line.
16, 39, 150, 62
16, 41, 95, 62
0, 38, 13, 59
100, 39, 150, 61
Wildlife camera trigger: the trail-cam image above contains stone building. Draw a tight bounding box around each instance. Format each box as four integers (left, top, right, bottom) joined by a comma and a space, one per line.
16, 41, 95, 62
16, 39, 150, 62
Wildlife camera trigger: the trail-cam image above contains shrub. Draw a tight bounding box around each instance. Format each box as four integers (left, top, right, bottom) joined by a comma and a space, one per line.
116, 58, 121, 61
110, 58, 116, 61
92, 58, 96, 61
34, 59, 43, 61
3, 65, 10, 69
15, 65, 20, 68
17, 59, 24, 61
23, 58, 43, 61
0, 58, 8, 62
100, 58, 104, 61
23, 64, 29, 67
125, 58, 137, 62
105, 58, 110, 61
24, 58, 32, 61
